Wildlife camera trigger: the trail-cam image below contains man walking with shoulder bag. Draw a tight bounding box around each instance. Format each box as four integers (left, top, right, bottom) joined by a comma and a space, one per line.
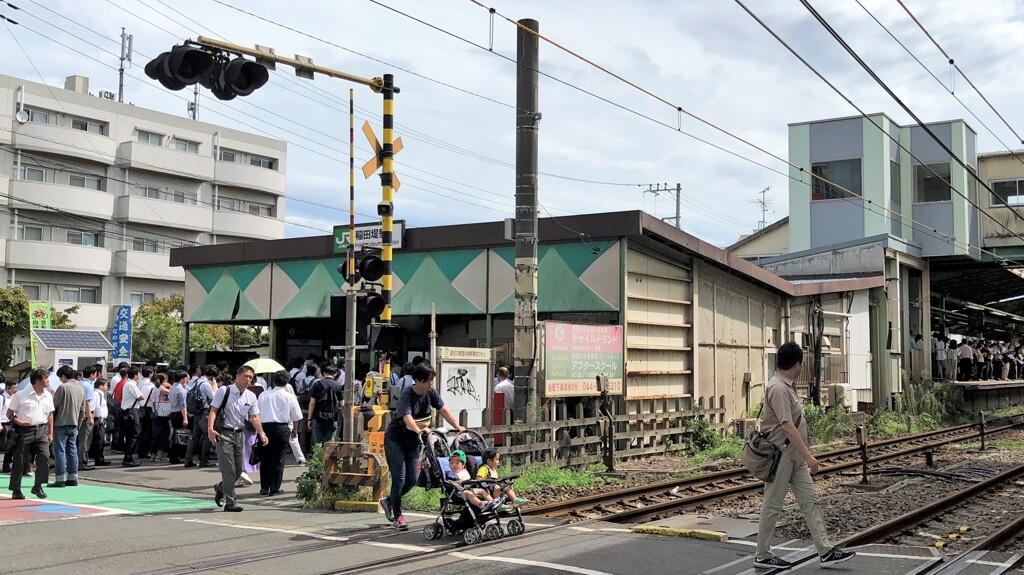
754, 342, 855, 570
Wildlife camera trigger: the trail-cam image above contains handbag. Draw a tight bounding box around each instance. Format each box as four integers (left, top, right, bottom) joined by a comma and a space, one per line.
248, 437, 263, 466
173, 427, 192, 447
117, 396, 143, 428
211, 387, 232, 433
154, 394, 175, 418
740, 404, 783, 483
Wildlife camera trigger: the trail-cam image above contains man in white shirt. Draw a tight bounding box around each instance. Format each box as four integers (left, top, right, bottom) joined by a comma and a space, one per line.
119, 367, 144, 467
89, 378, 110, 466
137, 368, 155, 459
6, 368, 55, 500
256, 371, 303, 495
209, 366, 267, 512
493, 367, 515, 412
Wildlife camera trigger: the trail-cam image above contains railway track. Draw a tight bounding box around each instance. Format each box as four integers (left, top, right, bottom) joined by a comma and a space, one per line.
524, 419, 1024, 524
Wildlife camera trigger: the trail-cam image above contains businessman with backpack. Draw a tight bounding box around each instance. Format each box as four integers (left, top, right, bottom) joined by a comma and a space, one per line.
306, 364, 344, 447
184, 365, 217, 468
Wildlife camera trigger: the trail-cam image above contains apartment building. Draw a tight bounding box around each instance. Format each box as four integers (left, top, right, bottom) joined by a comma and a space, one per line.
0, 73, 287, 362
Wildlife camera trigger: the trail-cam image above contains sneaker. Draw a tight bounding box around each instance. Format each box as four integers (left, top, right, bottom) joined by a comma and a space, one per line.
392, 515, 408, 531
820, 548, 855, 568
512, 497, 528, 508
379, 497, 395, 522
753, 555, 793, 570
237, 472, 254, 487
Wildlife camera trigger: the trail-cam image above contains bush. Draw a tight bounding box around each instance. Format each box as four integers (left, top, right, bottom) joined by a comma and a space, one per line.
690, 435, 744, 466
685, 416, 721, 453
803, 403, 856, 445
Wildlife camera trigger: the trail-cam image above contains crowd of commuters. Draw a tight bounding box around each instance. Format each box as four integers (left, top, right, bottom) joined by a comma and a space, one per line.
0, 353, 361, 506
927, 333, 1024, 381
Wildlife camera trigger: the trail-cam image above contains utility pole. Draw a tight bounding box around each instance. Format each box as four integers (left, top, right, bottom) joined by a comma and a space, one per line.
118, 28, 133, 103
646, 182, 682, 230
514, 18, 540, 423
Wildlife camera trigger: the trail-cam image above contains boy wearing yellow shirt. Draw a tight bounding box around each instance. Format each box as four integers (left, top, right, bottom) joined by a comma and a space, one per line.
476, 448, 527, 510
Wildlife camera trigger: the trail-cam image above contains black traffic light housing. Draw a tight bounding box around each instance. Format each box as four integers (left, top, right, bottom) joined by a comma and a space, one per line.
145, 44, 269, 101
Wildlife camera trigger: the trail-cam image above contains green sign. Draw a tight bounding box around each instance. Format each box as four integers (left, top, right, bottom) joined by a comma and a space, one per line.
332, 221, 405, 254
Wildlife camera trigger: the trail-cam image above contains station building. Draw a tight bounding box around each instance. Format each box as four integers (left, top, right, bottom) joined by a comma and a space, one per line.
0, 73, 287, 364
170, 211, 870, 426
730, 114, 1024, 409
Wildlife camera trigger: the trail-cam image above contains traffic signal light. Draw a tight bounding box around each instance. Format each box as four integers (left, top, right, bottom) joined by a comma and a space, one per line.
145, 45, 269, 100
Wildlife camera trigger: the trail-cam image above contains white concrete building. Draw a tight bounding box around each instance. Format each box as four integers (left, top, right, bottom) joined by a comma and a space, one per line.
0, 73, 287, 362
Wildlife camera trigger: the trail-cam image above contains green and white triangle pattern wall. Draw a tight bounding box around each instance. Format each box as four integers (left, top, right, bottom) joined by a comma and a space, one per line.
183, 240, 621, 322
184, 263, 272, 322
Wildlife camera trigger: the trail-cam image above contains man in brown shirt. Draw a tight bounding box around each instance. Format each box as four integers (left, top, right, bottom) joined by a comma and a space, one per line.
754, 342, 855, 570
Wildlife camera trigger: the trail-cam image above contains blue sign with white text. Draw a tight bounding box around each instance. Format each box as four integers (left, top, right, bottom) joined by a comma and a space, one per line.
111, 305, 132, 363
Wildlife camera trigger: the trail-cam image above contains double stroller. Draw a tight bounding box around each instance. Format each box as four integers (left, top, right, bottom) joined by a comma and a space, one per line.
418, 429, 525, 544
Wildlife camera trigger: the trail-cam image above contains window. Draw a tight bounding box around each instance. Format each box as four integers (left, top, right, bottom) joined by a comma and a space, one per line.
991, 179, 1024, 207
217, 197, 239, 212
71, 118, 106, 135
62, 287, 97, 304
219, 148, 238, 162
174, 138, 200, 154
27, 109, 49, 124
69, 174, 103, 191
137, 130, 162, 146
67, 231, 100, 247
19, 284, 40, 300
914, 163, 952, 203
250, 154, 277, 170
130, 292, 156, 308
248, 203, 273, 217
15, 165, 45, 182
890, 161, 901, 205
172, 190, 198, 205
811, 159, 861, 201
134, 186, 161, 199
132, 237, 160, 253
17, 225, 42, 241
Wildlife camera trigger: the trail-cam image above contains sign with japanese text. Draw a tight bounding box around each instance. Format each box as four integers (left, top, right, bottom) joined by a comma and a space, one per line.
437, 346, 493, 429
28, 301, 51, 368
542, 322, 624, 397
111, 305, 132, 363
332, 221, 405, 253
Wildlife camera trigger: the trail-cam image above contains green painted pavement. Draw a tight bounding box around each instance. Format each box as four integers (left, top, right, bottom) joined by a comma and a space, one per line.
0, 474, 215, 514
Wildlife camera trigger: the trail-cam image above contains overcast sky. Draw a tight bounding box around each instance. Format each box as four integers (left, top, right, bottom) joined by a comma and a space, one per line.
3, 0, 1023, 247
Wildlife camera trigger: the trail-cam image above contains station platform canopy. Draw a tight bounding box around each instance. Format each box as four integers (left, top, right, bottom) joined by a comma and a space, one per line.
930, 256, 1024, 336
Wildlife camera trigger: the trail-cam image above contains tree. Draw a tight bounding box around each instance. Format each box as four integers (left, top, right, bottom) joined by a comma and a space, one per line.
132, 294, 262, 364
0, 286, 78, 369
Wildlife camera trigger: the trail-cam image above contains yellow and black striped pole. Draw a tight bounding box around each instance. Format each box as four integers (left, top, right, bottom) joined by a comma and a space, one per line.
380, 74, 395, 323
348, 88, 356, 288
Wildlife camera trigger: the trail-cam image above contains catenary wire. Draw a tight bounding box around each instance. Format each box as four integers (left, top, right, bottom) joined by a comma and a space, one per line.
894, 0, 1024, 146
795, 0, 1024, 236
369, 1, 1024, 264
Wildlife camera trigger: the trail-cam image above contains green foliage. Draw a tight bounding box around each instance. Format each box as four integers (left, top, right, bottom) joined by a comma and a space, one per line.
511, 462, 605, 492
803, 403, 856, 445
131, 294, 264, 364
0, 287, 29, 370
689, 435, 744, 465
295, 443, 326, 506
685, 416, 721, 453
0, 288, 77, 369
402, 486, 442, 512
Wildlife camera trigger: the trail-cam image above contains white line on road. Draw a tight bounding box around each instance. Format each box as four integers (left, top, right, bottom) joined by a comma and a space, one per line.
449, 551, 616, 575
182, 518, 350, 541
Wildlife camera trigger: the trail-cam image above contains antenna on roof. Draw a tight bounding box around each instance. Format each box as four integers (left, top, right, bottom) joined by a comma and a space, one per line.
118, 28, 134, 103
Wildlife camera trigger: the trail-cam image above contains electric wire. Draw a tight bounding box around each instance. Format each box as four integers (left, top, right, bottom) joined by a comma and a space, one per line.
372, 0, 1017, 263
894, 0, 1024, 146
795, 0, 1024, 240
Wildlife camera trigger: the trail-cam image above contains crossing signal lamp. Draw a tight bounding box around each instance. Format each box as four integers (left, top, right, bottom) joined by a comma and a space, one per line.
145, 44, 269, 101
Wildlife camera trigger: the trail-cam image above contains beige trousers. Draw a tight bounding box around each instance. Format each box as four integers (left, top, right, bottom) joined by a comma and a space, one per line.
755, 455, 832, 559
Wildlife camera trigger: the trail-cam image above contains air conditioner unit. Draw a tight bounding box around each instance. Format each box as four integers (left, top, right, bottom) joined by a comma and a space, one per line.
734, 418, 758, 438
828, 383, 851, 408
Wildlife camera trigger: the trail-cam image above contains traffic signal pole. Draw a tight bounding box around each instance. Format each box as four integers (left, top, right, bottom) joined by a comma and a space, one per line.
181, 36, 396, 442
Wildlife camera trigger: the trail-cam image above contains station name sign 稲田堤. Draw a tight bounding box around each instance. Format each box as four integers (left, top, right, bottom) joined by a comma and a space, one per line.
333, 221, 405, 253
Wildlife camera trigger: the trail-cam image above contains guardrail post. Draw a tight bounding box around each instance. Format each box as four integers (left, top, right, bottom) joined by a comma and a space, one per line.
856, 425, 868, 484
979, 410, 987, 450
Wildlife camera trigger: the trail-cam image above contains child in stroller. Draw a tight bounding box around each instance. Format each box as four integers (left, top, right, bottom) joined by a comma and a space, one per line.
419, 429, 525, 544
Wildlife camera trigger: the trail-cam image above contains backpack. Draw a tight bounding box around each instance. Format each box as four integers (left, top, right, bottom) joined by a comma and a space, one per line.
186, 383, 207, 415
389, 375, 413, 411
314, 380, 340, 422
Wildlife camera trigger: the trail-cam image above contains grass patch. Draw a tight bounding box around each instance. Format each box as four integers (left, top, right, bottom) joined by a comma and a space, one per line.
689, 435, 744, 466
401, 486, 443, 512
992, 439, 1024, 452
511, 462, 606, 493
